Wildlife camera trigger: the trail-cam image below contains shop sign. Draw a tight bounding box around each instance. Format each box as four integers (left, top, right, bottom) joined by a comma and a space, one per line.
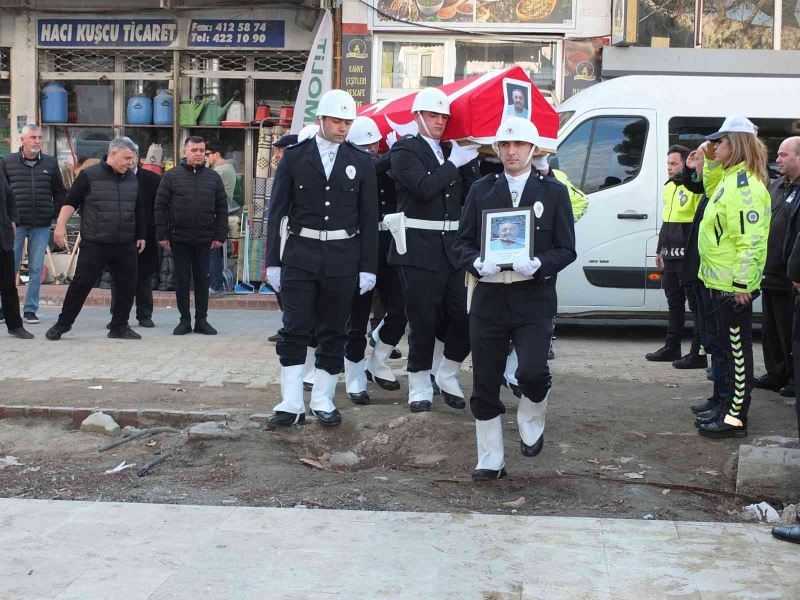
563, 37, 608, 99
188, 20, 285, 48
291, 11, 333, 133
371, 0, 574, 30
37, 19, 178, 47
341, 35, 372, 107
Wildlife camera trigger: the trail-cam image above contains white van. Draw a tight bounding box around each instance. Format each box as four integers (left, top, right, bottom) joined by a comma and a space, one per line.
551, 75, 800, 317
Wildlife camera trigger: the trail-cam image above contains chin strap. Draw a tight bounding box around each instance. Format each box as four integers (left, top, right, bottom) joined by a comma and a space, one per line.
492, 143, 540, 170
416, 112, 433, 139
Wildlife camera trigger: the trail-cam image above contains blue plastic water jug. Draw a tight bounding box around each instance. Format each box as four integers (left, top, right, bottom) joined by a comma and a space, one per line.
153, 89, 173, 125
127, 93, 153, 125
41, 82, 68, 123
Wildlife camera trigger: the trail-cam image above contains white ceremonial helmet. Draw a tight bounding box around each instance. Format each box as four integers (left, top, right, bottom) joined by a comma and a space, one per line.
411, 87, 450, 115
494, 117, 540, 147
297, 123, 320, 142
316, 89, 357, 120
347, 116, 383, 146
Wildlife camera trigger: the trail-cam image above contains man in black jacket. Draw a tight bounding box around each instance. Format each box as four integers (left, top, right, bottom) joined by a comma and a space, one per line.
155, 137, 227, 336
264, 89, 378, 428
754, 137, 800, 397
110, 158, 161, 328
0, 124, 66, 325
454, 118, 575, 481
0, 174, 34, 339
387, 87, 480, 413
46, 137, 146, 341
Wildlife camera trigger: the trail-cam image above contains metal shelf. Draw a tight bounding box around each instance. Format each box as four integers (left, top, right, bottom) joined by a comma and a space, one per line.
41, 123, 175, 128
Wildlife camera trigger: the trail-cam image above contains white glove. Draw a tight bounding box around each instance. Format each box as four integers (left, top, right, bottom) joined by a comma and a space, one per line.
473, 257, 500, 277
267, 266, 282, 293
532, 155, 549, 172
512, 255, 541, 277
386, 131, 398, 149
448, 143, 480, 168
359, 272, 376, 295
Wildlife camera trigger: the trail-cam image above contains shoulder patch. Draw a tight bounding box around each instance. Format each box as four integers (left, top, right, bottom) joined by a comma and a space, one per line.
746, 210, 759, 224
737, 171, 748, 188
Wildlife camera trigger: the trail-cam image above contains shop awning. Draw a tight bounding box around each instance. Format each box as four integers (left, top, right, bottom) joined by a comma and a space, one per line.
358, 66, 559, 152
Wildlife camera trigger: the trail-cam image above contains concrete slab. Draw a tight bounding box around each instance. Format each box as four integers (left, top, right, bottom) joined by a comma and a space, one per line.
736, 444, 800, 500
1, 498, 798, 600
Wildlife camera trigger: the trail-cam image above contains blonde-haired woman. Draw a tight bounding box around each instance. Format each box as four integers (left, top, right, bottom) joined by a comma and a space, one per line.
695, 116, 771, 438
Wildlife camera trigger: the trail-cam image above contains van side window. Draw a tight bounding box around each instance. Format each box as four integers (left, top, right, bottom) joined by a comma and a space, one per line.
552, 116, 648, 195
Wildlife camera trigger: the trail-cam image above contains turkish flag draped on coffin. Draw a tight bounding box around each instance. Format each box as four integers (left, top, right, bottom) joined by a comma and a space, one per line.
357, 66, 559, 152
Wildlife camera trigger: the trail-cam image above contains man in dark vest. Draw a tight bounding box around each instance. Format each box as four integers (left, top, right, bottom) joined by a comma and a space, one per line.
0, 171, 34, 338
46, 137, 146, 340
0, 124, 66, 325
265, 89, 378, 428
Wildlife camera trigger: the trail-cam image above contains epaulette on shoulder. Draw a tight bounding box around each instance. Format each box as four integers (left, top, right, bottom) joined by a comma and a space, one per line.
473, 173, 496, 186
285, 137, 313, 151
345, 140, 370, 155
737, 171, 749, 188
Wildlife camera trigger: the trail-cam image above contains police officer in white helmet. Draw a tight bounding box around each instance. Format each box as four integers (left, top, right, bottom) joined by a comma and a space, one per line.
341, 116, 408, 403
386, 87, 481, 413
454, 117, 576, 480
265, 90, 378, 428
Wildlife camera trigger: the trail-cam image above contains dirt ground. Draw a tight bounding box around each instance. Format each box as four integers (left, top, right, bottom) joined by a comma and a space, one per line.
2, 337, 797, 521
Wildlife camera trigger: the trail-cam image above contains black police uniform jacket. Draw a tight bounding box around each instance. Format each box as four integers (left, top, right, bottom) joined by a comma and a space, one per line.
375, 153, 396, 267
388, 134, 481, 271
454, 171, 577, 318
265, 137, 378, 277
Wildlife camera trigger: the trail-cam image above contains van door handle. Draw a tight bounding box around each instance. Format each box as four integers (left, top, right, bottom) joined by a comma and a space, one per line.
617, 212, 648, 220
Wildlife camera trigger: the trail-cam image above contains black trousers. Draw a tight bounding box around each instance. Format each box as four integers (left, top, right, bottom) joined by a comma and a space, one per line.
711, 290, 754, 422
172, 242, 210, 322
470, 306, 553, 421
694, 284, 728, 402
58, 241, 137, 329
345, 262, 407, 362
0, 246, 22, 330
276, 264, 357, 374
761, 288, 794, 382
663, 260, 699, 350
110, 244, 157, 320
399, 256, 469, 372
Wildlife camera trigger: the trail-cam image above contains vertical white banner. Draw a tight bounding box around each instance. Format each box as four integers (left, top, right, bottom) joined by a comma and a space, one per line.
290, 10, 333, 134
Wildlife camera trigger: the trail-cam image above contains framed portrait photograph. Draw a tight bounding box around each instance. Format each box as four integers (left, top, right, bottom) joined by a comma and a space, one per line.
480, 207, 534, 268
502, 78, 532, 121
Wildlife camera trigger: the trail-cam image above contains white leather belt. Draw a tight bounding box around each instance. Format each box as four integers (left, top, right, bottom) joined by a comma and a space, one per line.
295, 227, 357, 241
378, 222, 389, 231
405, 218, 460, 231
479, 271, 532, 284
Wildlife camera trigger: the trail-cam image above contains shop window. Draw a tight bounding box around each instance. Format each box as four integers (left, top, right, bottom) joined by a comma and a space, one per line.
636, 0, 695, 48
124, 80, 172, 126
49, 81, 114, 125
702, 0, 774, 49
553, 116, 648, 194
782, 0, 800, 49
381, 41, 445, 90
0, 97, 9, 157
455, 40, 557, 94
254, 80, 301, 122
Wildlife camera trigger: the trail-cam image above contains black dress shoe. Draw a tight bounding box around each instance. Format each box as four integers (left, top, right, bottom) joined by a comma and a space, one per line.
106, 322, 112, 330
548, 348, 555, 360
267, 332, 280, 343
431, 373, 440, 396
691, 398, 718, 415
311, 408, 342, 426
779, 382, 795, 397
303, 382, 313, 392
390, 348, 402, 360
8, 326, 34, 339
645, 345, 681, 362
509, 383, 522, 399
706, 367, 713, 381
672, 352, 708, 369
442, 391, 466, 410
772, 525, 800, 544
521, 435, 544, 457
698, 418, 747, 438
138, 317, 155, 328
365, 370, 401, 391
266, 411, 305, 429
409, 400, 432, 413
45, 323, 71, 340
173, 320, 192, 336
348, 391, 370, 405
471, 467, 507, 482
108, 325, 142, 340
694, 407, 723, 428
753, 373, 785, 392
194, 319, 218, 335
